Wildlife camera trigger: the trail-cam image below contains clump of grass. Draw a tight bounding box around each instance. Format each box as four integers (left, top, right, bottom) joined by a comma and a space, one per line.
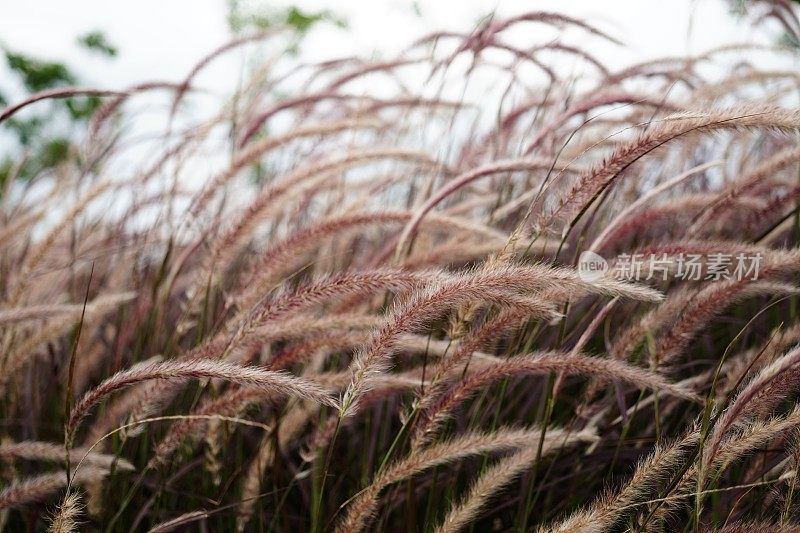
4, 4, 800, 531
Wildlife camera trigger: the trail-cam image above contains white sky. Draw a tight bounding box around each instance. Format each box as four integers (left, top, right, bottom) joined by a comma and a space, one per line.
0, 0, 777, 97
0, 0, 790, 196
0, 0, 791, 226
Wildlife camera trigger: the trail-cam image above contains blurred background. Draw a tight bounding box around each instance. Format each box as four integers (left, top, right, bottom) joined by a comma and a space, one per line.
0, 0, 795, 187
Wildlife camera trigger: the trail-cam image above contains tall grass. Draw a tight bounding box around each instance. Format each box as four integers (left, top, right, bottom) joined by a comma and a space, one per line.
3, 5, 800, 531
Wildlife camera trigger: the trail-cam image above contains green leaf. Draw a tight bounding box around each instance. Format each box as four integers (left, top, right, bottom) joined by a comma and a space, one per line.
5, 117, 44, 146
0, 157, 12, 192
65, 95, 103, 120
5, 51, 77, 92
286, 7, 347, 32
226, 2, 346, 34
36, 137, 71, 169
77, 31, 118, 57
285, 7, 322, 33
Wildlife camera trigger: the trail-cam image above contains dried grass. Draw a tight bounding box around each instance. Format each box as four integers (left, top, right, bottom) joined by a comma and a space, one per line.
5, 6, 800, 531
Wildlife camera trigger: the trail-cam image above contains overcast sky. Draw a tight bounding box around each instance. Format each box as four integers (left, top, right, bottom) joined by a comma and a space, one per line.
1, 0, 791, 190
0, 0, 778, 98
0, 0, 791, 211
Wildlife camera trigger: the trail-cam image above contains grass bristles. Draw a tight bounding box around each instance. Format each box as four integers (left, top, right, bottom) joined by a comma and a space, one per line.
0, 468, 107, 510
0, 441, 133, 472
66, 359, 338, 446
436, 428, 598, 533
333, 426, 562, 533
145, 510, 209, 533
544, 430, 701, 532
47, 492, 84, 533
7, 5, 800, 531
414, 352, 697, 449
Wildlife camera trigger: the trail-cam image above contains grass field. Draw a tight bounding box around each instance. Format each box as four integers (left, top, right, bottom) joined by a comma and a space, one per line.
4, 6, 800, 532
